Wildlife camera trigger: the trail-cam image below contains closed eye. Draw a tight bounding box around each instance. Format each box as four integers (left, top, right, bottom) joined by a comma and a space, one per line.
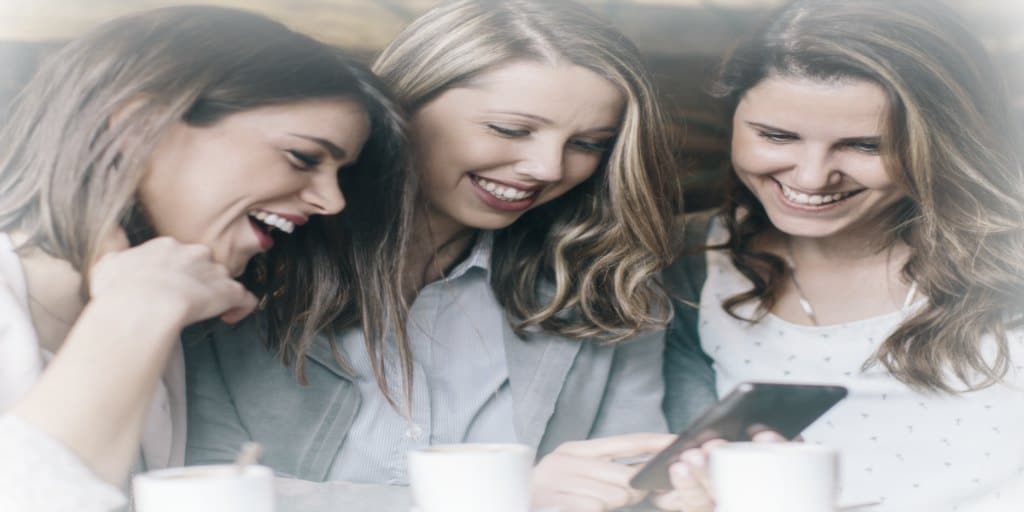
568, 137, 614, 153
487, 124, 531, 138
845, 140, 881, 154
757, 130, 798, 143
285, 150, 321, 170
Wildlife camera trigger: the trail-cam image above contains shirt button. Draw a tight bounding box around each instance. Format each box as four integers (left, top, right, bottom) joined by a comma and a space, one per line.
405, 424, 424, 441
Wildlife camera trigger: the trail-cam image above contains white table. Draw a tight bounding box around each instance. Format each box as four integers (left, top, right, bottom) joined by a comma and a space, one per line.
275, 478, 413, 512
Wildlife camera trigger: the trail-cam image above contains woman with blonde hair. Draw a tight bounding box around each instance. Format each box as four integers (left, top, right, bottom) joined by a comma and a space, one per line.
186, 0, 696, 510
659, 0, 1024, 510
0, 6, 409, 510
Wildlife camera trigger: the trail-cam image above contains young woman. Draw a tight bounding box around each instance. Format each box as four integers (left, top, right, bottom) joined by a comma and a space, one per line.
185, 1, 693, 510
659, 0, 1024, 511
0, 6, 408, 510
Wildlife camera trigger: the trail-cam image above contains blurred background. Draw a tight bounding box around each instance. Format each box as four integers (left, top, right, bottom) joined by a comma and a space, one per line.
1, 0, 1021, 210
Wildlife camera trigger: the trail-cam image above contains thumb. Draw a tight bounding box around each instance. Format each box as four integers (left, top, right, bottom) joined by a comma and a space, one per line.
90, 227, 131, 269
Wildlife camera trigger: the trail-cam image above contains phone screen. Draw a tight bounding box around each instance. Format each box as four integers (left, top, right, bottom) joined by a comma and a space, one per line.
629, 381, 848, 490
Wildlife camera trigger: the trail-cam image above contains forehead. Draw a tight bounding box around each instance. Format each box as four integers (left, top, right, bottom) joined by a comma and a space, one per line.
737, 75, 888, 137
218, 98, 369, 131
430, 61, 625, 129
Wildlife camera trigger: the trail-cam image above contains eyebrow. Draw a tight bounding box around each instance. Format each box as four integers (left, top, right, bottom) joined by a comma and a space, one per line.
486, 110, 619, 134
746, 122, 880, 143
287, 133, 347, 160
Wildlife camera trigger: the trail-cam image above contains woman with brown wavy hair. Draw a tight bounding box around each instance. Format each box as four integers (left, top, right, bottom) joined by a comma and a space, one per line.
0, 6, 409, 510
660, 0, 1024, 510
186, 0, 688, 510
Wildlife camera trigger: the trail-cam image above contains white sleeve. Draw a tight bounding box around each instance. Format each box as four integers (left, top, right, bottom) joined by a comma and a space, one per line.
0, 414, 126, 512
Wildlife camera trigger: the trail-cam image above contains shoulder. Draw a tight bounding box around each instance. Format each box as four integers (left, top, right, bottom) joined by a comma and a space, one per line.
183, 314, 282, 376
664, 210, 721, 301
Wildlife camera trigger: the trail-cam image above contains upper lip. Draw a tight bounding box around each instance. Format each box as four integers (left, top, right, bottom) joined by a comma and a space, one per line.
774, 179, 862, 196
262, 211, 308, 226
471, 174, 545, 192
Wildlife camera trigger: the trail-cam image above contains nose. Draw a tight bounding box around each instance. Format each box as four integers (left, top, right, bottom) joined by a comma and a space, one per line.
513, 141, 565, 183
791, 147, 843, 191
302, 171, 346, 216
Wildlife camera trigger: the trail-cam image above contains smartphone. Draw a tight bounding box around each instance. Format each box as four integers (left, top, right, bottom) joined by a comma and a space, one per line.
629, 381, 848, 490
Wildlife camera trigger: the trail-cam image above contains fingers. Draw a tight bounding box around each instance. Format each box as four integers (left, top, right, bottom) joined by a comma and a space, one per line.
752, 430, 787, 443
89, 227, 131, 268
558, 433, 676, 458
533, 437, 666, 512
534, 491, 608, 512
546, 472, 640, 510
668, 462, 715, 512
539, 453, 645, 499
219, 289, 258, 324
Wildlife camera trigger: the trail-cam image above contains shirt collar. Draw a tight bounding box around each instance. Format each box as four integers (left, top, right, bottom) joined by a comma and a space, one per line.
442, 230, 493, 282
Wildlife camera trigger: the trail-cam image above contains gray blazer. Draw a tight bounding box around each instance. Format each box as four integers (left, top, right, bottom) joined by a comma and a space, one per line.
184, 315, 669, 481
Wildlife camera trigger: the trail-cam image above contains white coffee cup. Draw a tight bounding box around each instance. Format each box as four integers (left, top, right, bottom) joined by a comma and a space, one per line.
407, 443, 534, 512
132, 464, 275, 512
710, 442, 839, 512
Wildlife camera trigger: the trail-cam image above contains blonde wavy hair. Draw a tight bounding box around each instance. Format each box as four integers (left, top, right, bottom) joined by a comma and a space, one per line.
711, 0, 1024, 392
374, 0, 682, 352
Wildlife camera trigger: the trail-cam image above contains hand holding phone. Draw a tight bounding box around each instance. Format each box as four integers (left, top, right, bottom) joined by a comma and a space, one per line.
629, 382, 847, 490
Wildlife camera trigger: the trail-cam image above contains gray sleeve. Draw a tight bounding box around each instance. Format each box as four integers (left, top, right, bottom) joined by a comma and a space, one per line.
663, 306, 717, 432
183, 327, 253, 465
589, 327, 669, 437
662, 212, 718, 432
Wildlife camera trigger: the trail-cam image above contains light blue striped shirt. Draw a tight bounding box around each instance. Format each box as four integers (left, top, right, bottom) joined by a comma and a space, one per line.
327, 232, 517, 484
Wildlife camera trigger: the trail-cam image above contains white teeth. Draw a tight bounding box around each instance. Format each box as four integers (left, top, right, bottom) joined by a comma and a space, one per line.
473, 176, 537, 202
779, 182, 856, 206
248, 210, 295, 234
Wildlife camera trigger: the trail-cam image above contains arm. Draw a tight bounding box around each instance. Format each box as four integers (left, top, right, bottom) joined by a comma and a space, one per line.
0, 415, 125, 512
183, 327, 253, 466
531, 328, 672, 512
662, 309, 716, 433
0, 280, 125, 511
662, 212, 717, 432
9, 236, 257, 485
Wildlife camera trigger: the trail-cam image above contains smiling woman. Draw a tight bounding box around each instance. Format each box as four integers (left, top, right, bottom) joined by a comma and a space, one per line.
0, 5, 409, 510
661, 0, 1024, 510
184, 1, 689, 512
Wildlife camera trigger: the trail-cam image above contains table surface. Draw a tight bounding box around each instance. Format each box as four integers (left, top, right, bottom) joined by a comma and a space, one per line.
275, 478, 413, 512
272, 478, 662, 512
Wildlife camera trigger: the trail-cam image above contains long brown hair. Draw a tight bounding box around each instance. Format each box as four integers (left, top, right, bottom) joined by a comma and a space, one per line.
375, 0, 681, 334
711, 0, 1024, 392
0, 6, 414, 380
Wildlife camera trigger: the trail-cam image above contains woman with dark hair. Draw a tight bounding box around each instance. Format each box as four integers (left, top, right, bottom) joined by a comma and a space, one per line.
186, 1, 688, 511
0, 6, 409, 510
660, 0, 1024, 510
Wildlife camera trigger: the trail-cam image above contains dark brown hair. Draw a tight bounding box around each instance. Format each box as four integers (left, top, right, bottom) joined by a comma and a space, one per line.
711, 0, 1024, 392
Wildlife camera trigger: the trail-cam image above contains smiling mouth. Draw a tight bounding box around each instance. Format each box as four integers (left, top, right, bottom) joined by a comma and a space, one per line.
248, 210, 295, 234
777, 180, 865, 206
470, 174, 540, 202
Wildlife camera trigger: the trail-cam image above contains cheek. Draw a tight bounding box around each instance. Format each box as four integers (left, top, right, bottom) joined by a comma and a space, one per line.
847, 159, 893, 190
563, 152, 602, 186
731, 137, 793, 177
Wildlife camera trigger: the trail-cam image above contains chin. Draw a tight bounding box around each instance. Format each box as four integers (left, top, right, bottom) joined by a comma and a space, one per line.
465, 213, 523, 231
767, 216, 847, 239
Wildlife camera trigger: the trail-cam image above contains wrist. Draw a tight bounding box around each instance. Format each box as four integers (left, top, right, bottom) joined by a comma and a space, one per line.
82, 292, 191, 337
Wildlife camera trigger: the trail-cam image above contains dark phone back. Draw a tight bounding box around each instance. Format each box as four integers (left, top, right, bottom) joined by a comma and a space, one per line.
630, 382, 848, 490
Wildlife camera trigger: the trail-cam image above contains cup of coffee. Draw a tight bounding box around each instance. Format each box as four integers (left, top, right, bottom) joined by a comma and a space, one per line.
132, 464, 275, 512
407, 443, 534, 512
710, 442, 839, 512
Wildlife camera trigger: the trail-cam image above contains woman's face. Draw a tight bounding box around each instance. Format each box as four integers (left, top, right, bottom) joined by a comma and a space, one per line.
409, 60, 625, 234
731, 75, 904, 240
139, 98, 370, 276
